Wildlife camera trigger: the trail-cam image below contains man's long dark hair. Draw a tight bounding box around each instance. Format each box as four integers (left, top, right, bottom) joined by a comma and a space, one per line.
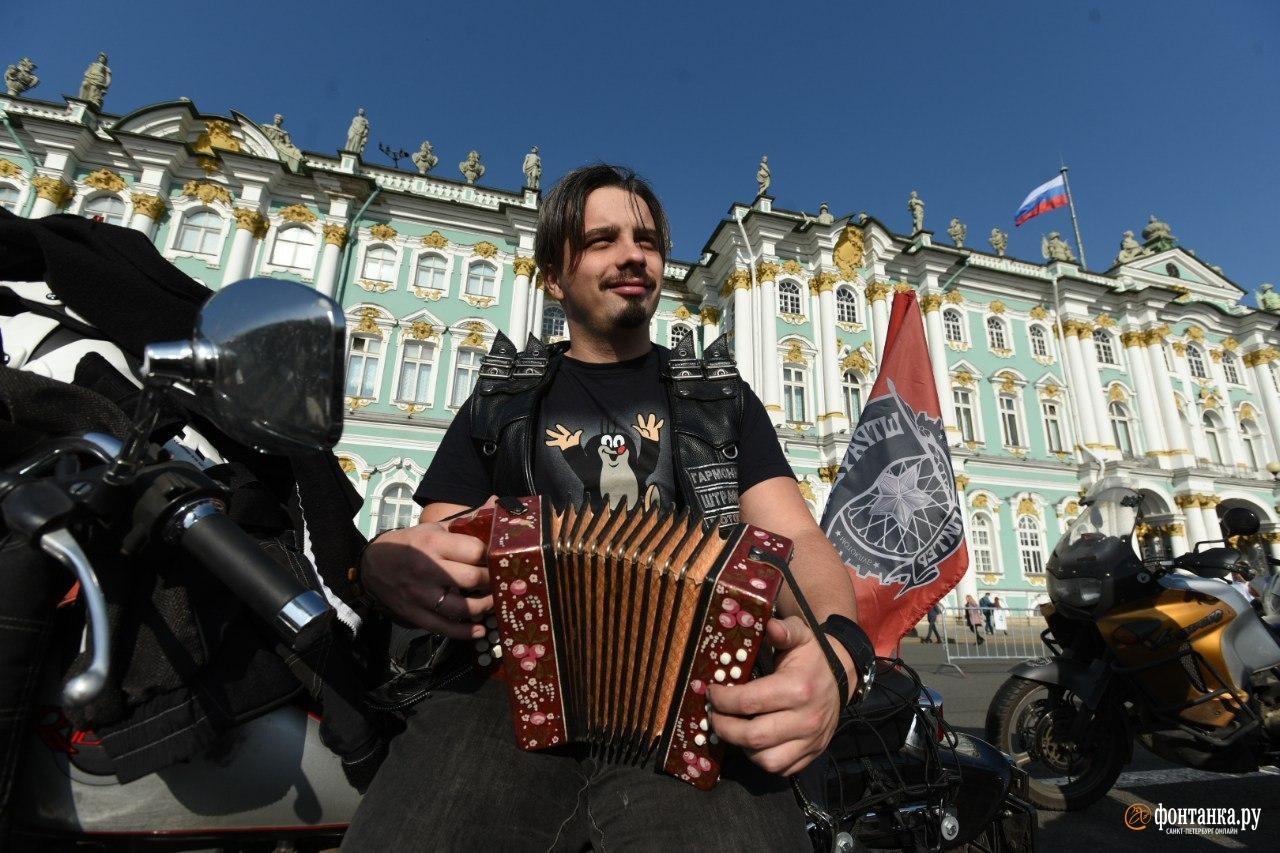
534, 164, 670, 277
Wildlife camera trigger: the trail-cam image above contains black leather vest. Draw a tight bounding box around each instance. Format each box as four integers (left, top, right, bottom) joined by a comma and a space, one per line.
467, 331, 745, 529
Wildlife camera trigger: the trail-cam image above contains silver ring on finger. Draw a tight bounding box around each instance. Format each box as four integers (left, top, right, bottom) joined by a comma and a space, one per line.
433, 589, 448, 611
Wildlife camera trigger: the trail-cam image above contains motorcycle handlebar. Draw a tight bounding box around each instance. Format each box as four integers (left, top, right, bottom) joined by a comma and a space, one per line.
172, 501, 332, 651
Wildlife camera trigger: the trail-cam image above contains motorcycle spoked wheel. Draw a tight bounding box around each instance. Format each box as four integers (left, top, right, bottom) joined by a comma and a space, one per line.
986, 676, 1127, 812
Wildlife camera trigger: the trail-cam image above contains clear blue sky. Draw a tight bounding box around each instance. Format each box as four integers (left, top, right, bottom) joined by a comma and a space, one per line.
7, 1, 1279, 293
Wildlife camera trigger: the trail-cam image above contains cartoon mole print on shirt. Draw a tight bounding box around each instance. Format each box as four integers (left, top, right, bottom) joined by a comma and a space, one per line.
543, 413, 665, 509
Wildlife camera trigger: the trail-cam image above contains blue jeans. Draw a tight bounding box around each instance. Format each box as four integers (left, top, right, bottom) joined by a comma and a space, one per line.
342, 671, 809, 851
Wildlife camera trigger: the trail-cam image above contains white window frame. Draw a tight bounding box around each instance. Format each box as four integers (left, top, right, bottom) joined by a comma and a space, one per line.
174, 209, 226, 258
0, 183, 22, 213
1017, 515, 1046, 575
836, 285, 859, 324
1109, 401, 1135, 456
669, 322, 695, 348
783, 363, 810, 423
777, 280, 804, 316
1202, 411, 1226, 465
1223, 352, 1242, 385
267, 224, 319, 274
1029, 324, 1050, 358
412, 251, 450, 294
449, 347, 484, 408
953, 386, 978, 443
394, 337, 438, 405
943, 308, 965, 344
375, 482, 418, 534
1187, 345, 1209, 380
1040, 398, 1066, 453
465, 261, 499, 298
843, 371, 863, 422
969, 511, 1000, 576
1092, 328, 1118, 366
542, 305, 567, 340
998, 392, 1024, 448
345, 333, 384, 399
360, 244, 399, 285
986, 316, 1009, 352
1241, 419, 1264, 470
80, 193, 127, 226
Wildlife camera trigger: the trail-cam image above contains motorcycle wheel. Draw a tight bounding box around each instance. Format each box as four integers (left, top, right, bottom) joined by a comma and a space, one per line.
986, 675, 1126, 812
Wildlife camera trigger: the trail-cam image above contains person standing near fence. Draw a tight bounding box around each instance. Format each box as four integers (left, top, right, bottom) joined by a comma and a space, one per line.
964, 595, 986, 645
992, 596, 1008, 634
922, 602, 943, 643
979, 592, 994, 635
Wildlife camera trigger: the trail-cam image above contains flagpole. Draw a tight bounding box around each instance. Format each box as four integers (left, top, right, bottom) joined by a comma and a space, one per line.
1059, 165, 1088, 270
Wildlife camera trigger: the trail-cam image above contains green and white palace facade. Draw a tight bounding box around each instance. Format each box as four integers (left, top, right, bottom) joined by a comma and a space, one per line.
6, 92, 1280, 609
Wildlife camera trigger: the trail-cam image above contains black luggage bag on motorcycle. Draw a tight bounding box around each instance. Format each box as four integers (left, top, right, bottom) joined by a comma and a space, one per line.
0, 210, 390, 835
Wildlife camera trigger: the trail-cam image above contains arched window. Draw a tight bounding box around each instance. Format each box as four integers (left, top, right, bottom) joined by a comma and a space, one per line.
836, 286, 858, 324
376, 483, 417, 534
986, 316, 1008, 351
1242, 419, 1265, 470
943, 309, 964, 343
1092, 328, 1117, 365
450, 348, 483, 407
1223, 352, 1242, 385
998, 393, 1022, 446
783, 363, 809, 422
396, 339, 436, 404
669, 322, 694, 348
778, 281, 803, 315
0, 185, 19, 212
83, 195, 126, 225
361, 245, 397, 283
1017, 515, 1045, 575
176, 210, 223, 256
1040, 398, 1065, 452
1203, 411, 1225, 465
952, 387, 976, 443
345, 333, 382, 398
1109, 402, 1134, 457
269, 226, 317, 271
1029, 325, 1049, 358
1187, 346, 1209, 379
413, 253, 447, 291
542, 305, 566, 339
465, 262, 497, 297
969, 513, 998, 575
842, 371, 863, 421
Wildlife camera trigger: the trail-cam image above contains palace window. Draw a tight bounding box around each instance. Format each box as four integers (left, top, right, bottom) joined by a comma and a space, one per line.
450, 348, 482, 407
1187, 346, 1209, 380
83, 195, 126, 226
361, 245, 397, 283
1029, 325, 1050, 358
345, 334, 382, 398
953, 387, 976, 443
1242, 419, 1265, 470
998, 393, 1023, 447
0, 185, 19, 212
1040, 399, 1066, 452
176, 210, 223, 256
970, 513, 998, 575
414, 253, 448, 291
669, 322, 694, 348
783, 364, 809, 422
270, 226, 317, 271
376, 483, 417, 534
1109, 402, 1135, 457
843, 371, 863, 421
1203, 411, 1226, 466
1093, 328, 1117, 366
986, 316, 1008, 351
542, 305, 566, 339
943, 309, 964, 343
396, 339, 436, 404
778, 281, 804, 315
1018, 515, 1046, 575
836, 285, 858, 324
465, 261, 497, 297
1223, 352, 1242, 385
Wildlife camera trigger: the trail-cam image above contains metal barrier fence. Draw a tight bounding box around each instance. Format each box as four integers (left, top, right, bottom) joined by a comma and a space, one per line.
915, 607, 1053, 676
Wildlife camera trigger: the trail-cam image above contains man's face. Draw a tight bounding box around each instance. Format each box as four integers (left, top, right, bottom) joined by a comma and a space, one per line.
545, 186, 663, 339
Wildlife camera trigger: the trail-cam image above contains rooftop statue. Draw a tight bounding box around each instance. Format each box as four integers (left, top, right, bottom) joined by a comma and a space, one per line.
988, 227, 1008, 257
411, 140, 439, 175
816, 202, 833, 225
1142, 213, 1175, 249
1258, 283, 1280, 312
4, 57, 38, 97
1115, 229, 1147, 264
459, 150, 485, 184
344, 107, 369, 155
756, 155, 771, 196
523, 146, 542, 189
1042, 231, 1076, 263
947, 217, 967, 247
78, 52, 110, 109
907, 190, 924, 233
260, 114, 302, 169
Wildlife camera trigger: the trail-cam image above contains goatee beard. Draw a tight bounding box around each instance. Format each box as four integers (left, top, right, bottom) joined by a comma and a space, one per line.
615, 297, 650, 329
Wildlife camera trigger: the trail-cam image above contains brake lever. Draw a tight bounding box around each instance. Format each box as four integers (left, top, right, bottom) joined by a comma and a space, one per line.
38, 527, 112, 706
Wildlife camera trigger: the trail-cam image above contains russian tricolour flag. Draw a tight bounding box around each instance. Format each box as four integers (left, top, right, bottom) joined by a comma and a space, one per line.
1014, 175, 1068, 227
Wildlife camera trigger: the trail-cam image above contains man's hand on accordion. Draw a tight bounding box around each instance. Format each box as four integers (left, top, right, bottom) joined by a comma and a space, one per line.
705, 614, 850, 777
358, 500, 495, 640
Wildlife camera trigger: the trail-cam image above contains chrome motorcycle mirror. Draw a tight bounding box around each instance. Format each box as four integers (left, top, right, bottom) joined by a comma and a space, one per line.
1221, 506, 1260, 538
145, 277, 346, 454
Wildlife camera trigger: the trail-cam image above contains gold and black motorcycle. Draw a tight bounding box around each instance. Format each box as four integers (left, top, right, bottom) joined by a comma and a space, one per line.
985, 484, 1280, 810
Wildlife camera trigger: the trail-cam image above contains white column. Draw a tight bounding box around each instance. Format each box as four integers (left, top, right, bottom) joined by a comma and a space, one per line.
1179, 498, 1208, 547
1207, 349, 1248, 467
315, 224, 346, 298
758, 274, 782, 425
223, 208, 266, 287
955, 492, 979, 604
1147, 330, 1190, 457
816, 276, 847, 431
1061, 322, 1101, 448
1077, 322, 1115, 453
729, 271, 755, 390
1171, 343, 1212, 462
809, 284, 829, 427
1200, 499, 1222, 541
922, 294, 958, 436
1251, 350, 1280, 463
530, 284, 546, 342
509, 257, 535, 343
127, 192, 166, 239
29, 176, 74, 219
1121, 332, 1168, 454
1168, 521, 1191, 557
867, 281, 891, 362
700, 305, 721, 342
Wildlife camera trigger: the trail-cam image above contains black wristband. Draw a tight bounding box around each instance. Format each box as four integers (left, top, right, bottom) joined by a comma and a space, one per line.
820, 615, 876, 705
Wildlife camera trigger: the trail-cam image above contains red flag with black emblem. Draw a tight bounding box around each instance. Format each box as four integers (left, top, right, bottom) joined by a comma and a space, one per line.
819, 290, 968, 656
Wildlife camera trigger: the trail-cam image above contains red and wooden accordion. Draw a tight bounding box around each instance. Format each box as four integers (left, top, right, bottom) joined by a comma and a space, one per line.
448, 496, 789, 789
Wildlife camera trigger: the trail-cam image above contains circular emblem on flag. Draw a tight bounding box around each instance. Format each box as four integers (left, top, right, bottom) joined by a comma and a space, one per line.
822, 380, 964, 596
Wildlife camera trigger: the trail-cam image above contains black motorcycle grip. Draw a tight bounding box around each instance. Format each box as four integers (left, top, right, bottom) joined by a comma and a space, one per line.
177, 508, 333, 650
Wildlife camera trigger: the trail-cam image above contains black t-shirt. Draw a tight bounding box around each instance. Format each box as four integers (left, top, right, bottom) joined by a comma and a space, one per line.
413, 348, 793, 514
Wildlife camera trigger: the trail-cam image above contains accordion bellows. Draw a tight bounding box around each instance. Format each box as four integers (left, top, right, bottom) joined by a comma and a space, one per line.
449, 496, 789, 789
